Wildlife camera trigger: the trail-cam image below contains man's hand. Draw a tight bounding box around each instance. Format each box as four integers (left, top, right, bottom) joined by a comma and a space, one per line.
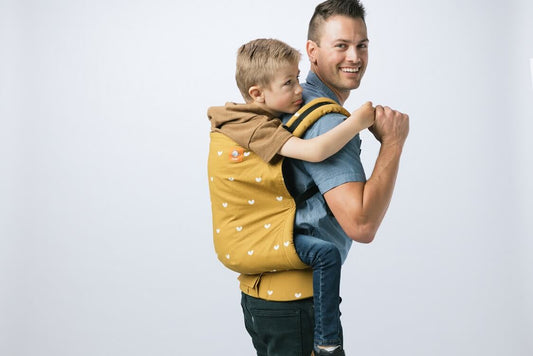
369, 105, 409, 147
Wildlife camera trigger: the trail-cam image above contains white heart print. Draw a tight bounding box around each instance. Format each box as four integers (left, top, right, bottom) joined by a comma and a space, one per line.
273, 245, 279, 250
276, 196, 283, 201
236, 226, 243, 232
248, 250, 254, 255
294, 293, 302, 298
255, 177, 262, 182
264, 224, 271, 229
222, 202, 228, 208
217, 151, 223, 156
248, 200, 255, 205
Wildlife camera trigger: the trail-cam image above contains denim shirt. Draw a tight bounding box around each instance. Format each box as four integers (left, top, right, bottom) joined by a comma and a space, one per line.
281, 72, 367, 263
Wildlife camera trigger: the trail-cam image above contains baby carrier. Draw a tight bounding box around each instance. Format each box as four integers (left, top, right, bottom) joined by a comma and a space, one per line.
207, 98, 349, 274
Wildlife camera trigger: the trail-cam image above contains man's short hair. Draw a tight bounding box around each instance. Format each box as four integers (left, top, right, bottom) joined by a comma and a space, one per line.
235, 38, 300, 102
308, 0, 366, 44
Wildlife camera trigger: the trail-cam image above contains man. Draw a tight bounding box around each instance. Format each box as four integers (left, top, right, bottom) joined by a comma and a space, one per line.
239, 1, 410, 355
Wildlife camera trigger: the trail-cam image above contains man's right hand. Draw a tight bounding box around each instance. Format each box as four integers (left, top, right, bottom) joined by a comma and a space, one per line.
369, 105, 409, 147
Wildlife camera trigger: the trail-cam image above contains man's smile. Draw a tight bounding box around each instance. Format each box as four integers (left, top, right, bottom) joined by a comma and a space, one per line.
340, 66, 361, 73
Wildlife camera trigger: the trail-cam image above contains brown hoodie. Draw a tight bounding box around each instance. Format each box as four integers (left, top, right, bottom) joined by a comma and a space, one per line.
207, 102, 294, 163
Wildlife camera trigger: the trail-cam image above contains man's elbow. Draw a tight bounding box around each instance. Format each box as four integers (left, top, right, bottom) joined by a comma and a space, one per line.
346, 223, 377, 244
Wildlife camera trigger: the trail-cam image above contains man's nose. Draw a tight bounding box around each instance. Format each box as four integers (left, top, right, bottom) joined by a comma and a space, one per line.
346, 46, 360, 63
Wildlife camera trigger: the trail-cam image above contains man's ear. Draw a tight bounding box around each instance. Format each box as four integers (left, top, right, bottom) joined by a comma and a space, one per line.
306, 40, 318, 65
248, 86, 265, 103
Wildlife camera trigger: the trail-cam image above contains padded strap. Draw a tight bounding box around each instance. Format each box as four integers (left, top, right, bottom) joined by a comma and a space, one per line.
284, 97, 350, 207
284, 97, 350, 138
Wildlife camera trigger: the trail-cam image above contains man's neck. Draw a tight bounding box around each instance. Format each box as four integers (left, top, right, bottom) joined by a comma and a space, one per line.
311, 70, 350, 105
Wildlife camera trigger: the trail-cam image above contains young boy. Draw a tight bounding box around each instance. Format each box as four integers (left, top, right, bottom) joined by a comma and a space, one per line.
208, 38, 374, 355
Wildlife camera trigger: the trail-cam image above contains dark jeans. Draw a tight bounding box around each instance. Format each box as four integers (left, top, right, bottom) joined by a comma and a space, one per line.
241, 235, 343, 355
241, 292, 315, 356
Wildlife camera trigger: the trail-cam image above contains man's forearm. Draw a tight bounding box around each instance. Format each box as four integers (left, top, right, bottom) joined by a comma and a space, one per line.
361, 142, 404, 234
324, 142, 404, 243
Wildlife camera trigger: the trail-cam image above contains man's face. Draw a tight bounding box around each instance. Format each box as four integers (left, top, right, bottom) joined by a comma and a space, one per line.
308, 15, 369, 103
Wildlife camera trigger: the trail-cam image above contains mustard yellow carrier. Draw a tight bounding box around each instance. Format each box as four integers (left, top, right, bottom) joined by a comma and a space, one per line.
207, 98, 350, 292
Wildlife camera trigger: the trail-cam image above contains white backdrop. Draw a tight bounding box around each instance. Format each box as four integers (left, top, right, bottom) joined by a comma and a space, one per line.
1, 0, 532, 355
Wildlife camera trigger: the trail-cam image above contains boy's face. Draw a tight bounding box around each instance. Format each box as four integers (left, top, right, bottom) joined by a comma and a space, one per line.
262, 62, 303, 116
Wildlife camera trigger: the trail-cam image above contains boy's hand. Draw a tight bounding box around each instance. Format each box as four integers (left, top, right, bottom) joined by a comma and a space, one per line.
349, 101, 375, 130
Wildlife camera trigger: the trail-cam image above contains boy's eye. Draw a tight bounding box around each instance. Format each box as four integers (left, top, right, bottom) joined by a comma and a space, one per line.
284, 80, 292, 86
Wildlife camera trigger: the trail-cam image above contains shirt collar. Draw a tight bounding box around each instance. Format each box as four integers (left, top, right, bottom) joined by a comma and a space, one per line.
282, 71, 341, 123
303, 71, 340, 104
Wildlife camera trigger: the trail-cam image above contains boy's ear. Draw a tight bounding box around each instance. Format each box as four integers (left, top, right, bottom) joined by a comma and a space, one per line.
248, 86, 265, 103
306, 40, 318, 65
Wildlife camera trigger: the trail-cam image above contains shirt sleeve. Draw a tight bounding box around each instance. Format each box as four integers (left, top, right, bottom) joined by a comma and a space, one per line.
248, 118, 294, 163
302, 112, 366, 193
215, 114, 294, 163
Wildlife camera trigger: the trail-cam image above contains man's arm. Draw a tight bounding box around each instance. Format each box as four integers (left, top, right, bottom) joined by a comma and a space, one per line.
324, 106, 409, 243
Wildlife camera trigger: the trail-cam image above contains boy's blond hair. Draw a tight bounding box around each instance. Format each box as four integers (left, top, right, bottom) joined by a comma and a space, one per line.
236, 38, 301, 102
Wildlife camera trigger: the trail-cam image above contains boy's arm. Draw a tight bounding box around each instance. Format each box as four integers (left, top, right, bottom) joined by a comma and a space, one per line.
279, 102, 374, 162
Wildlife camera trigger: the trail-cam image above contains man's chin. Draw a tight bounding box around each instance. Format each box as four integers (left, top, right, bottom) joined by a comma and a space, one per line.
344, 81, 361, 90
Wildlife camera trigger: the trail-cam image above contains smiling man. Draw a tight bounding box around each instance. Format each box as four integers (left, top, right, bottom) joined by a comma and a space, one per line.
307, 12, 369, 102
239, 1, 410, 355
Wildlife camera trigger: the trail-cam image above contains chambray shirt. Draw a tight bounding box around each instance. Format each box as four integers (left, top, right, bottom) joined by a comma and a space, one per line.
282, 71, 367, 263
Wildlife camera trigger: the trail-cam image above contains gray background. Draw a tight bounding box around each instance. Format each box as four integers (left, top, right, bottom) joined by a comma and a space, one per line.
1, 0, 532, 355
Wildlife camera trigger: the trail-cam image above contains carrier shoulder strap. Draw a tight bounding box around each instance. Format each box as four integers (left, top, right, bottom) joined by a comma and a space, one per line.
283, 97, 350, 206
284, 97, 350, 138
